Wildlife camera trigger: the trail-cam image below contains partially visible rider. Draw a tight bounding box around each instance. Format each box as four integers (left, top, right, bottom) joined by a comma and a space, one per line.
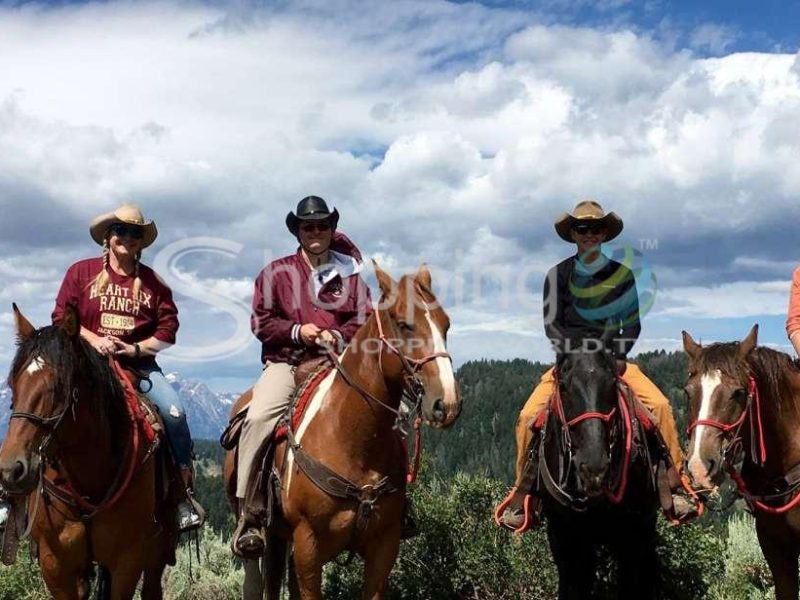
787, 265, 800, 357
49, 204, 203, 532
231, 195, 373, 557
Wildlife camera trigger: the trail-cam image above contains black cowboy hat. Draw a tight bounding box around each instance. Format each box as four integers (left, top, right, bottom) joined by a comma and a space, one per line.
285, 196, 340, 236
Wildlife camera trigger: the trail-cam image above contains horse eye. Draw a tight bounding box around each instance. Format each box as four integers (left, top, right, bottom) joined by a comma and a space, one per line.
397, 321, 415, 332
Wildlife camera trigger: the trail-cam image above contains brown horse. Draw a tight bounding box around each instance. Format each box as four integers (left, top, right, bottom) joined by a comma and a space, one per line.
683, 325, 800, 600
223, 264, 462, 600
0, 305, 176, 600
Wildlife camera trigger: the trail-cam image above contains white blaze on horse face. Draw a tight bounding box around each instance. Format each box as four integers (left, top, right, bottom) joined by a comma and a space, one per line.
687, 370, 722, 478
284, 355, 342, 494
423, 305, 457, 407
26, 356, 46, 374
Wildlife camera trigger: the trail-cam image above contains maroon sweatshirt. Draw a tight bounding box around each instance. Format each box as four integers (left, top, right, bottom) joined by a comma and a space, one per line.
252, 232, 373, 365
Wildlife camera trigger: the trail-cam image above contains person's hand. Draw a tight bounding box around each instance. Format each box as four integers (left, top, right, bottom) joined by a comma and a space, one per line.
91, 335, 117, 356
615, 359, 628, 376
299, 323, 322, 346
315, 330, 337, 349
111, 338, 138, 358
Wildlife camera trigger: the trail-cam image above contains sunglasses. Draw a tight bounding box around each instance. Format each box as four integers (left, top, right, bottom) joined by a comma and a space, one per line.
299, 222, 331, 233
572, 223, 605, 236
109, 223, 144, 240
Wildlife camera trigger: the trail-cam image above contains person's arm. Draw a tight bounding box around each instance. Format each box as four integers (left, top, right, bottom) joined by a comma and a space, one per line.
542, 265, 564, 344
112, 336, 172, 358
786, 267, 800, 356
251, 268, 302, 346
614, 268, 641, 360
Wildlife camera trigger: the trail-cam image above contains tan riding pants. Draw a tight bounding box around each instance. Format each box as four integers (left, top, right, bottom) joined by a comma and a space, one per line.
514, 363, 683, 486
236, 361, 296, 498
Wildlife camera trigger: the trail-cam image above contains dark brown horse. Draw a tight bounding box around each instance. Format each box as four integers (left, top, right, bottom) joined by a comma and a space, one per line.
683, 325, 800, 600
0, 305, 176, 600
223, 264, 462, 600
537, 335, 661, 600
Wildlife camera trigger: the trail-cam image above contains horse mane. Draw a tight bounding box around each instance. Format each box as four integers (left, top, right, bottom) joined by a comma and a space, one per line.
747, 346, 800, 408
8, 325, 129, 454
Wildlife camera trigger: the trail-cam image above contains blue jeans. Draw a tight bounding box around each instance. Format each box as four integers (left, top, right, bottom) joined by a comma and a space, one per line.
139, 367, 193, 469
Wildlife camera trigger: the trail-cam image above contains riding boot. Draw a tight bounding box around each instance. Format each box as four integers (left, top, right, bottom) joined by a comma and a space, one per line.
177, 467, 205, 532
400, 497, 419, 539
231, 501, 266, 559
498, 438, 541, 530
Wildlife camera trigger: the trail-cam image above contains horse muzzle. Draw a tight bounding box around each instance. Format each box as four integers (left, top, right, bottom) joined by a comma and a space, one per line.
577, 459, 610, 498
0, 453, 41, 495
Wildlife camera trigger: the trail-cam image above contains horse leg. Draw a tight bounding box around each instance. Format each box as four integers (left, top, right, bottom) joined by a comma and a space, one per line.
36, 532, 90, 600
141, 562, 166, 600
242, 557, 265, 600
361, 527, 401, 600
106, 548, 146, 599
287, 549, 301, 600
291, 522, 323, 600
265, 535, 288, 600
547, 518, 594, 600
756, 518, 799, 600
614, 514, 658, 600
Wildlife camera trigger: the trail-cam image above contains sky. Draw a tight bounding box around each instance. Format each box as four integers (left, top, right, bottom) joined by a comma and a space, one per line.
0, 0, 798, 393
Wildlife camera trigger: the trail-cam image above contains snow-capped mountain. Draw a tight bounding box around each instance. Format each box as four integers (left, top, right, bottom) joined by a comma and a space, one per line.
0, 374, 238, 442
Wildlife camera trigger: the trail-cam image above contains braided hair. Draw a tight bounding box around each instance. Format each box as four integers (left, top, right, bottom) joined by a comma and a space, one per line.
86, 233, 143, 295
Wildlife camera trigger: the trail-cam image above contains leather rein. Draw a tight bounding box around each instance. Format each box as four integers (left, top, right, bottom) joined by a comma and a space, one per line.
687, 376, 800, 515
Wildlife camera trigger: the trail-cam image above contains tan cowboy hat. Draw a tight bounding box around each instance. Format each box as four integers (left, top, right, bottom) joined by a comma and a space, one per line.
89, 204, 158, 248
554, 200, 623, 243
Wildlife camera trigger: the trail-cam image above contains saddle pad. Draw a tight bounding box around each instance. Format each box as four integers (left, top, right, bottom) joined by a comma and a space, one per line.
115, 366, 158, 445
274, 366, 334, 443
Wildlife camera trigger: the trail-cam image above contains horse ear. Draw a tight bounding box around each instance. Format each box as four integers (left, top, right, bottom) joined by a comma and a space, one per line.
13, 303, 35, 343
682, 330, 702, 361
372, 259, 396, 299
59, 304, 81, 339
415, 263, 432, 291
738, 324, 758, 359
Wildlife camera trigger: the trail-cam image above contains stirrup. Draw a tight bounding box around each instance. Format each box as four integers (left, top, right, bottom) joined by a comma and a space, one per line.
231, 513, 265, 559
494, 489, 536, 534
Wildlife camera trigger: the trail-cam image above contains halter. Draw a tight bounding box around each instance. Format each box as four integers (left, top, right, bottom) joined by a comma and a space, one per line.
686, 376, 767, 466
541, 375, 634, 508
685, 375, 800, 514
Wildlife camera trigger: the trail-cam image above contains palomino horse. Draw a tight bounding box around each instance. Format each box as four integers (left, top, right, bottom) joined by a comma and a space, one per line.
0, 305, 176, 600
223, 264, 462, 600
684, 325, 800, 600
538, 339, 660, 600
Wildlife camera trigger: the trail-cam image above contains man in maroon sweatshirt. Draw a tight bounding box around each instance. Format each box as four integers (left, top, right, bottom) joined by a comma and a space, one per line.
232, 196, 373, 557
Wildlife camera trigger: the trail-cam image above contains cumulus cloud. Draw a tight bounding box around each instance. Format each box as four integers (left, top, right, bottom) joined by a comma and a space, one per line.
1, 0, 799, 387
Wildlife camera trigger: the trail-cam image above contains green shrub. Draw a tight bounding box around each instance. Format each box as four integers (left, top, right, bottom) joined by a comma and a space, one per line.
709, 513, 773, 600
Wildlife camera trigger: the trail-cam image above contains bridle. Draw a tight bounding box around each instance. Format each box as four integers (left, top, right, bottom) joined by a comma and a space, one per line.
324, 300, 451, 482
539, 364, 634, 509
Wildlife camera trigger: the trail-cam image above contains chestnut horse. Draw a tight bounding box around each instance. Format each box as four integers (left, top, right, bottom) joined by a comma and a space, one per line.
538, 339, 660, 600
0, 305, 175, 600
683, 325, 800, 600
223, 264, 462, 600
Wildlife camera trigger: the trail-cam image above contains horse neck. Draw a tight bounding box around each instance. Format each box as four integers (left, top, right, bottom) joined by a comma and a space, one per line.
328, 316, 404, 453
54, 377, 126, 497
747, 376, 800, 475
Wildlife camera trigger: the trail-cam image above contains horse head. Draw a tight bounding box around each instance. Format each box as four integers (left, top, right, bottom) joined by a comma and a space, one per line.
0, 305, 83, 494
682, 325, 758, 492
552, 325, 619, 498
372, 262, 462, 428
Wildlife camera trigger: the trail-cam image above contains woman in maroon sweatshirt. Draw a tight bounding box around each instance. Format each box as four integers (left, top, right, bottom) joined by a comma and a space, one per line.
232, 196, 373, 557
51, 204, 203, 532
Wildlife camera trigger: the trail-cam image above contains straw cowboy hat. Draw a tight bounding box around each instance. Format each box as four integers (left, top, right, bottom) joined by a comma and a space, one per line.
89, 204, 158, 248
285, 195, 340, 237
554, 200, 623, 243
